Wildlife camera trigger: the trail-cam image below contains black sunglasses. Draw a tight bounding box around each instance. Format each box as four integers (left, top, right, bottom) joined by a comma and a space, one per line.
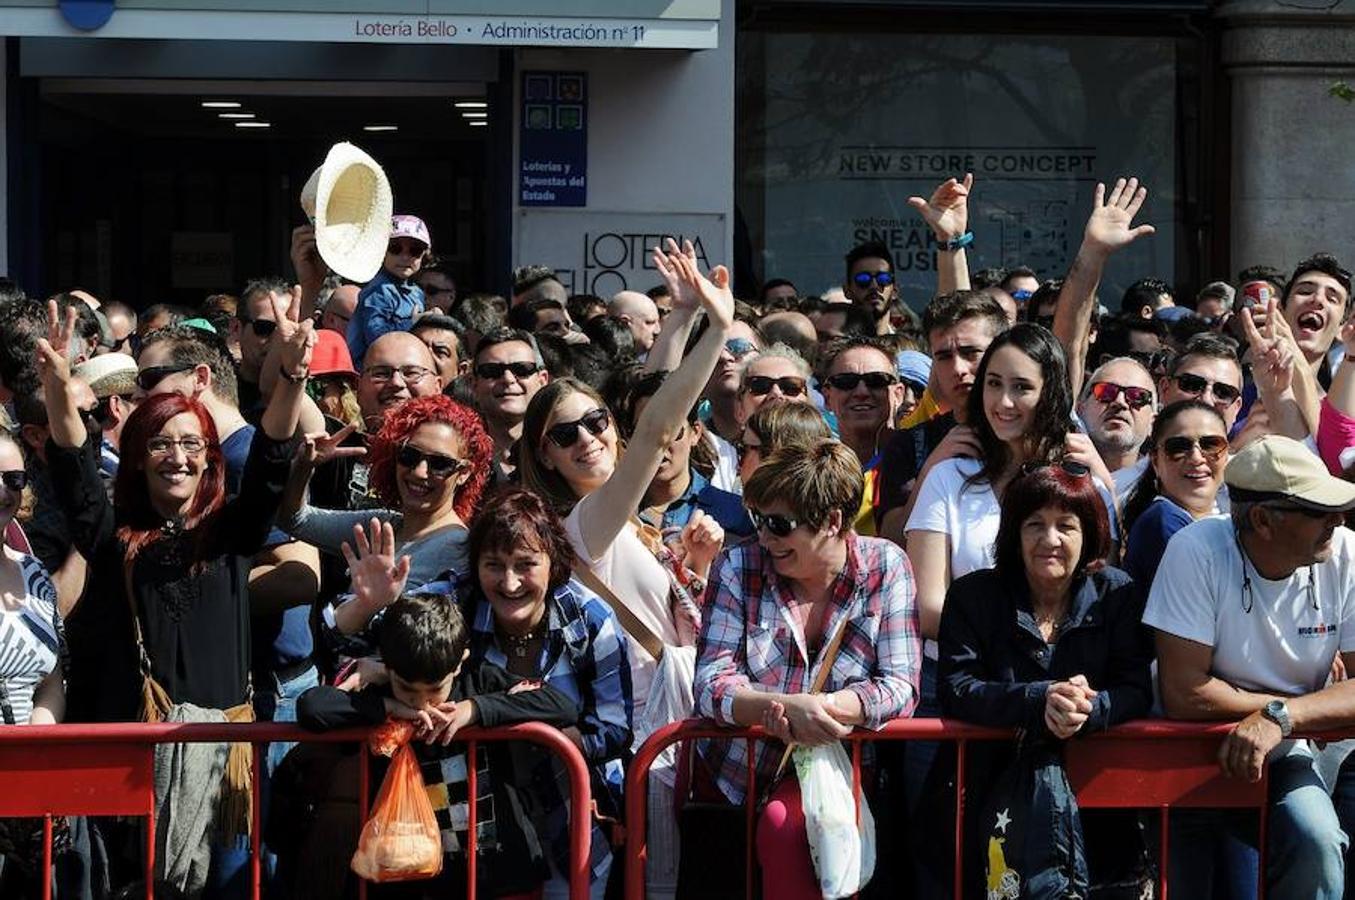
396, 445, 466, 478
1161, 434, 1229, 462
475, 361, 540, 380
0, 470, 28, 492
748, 509, 800, 538
1089, 382, 1154, 410
1172, 373, 1242, 405
249, 319, 277, 338
852, 271, 894, 288
823, 371, 898, 392
136, 363, 195, 392
1020, 459, 1091, 478
744, 375, 806, 398
545, 408, 611, 448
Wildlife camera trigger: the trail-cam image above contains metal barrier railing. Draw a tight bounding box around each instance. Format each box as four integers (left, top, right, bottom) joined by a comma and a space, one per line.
0, 721, 592, 900
624, 717, 1277, 900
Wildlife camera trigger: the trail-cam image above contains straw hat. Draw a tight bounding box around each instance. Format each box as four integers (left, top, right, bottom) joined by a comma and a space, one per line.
300, 142, 394, 284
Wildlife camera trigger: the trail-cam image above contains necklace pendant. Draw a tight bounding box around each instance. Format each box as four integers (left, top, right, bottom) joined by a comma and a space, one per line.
514, 643, 527, 658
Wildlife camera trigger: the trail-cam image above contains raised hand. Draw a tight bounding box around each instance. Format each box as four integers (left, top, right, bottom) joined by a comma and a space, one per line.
34, 299, 77, 392
670, 251, 734, 331
1083, 177, 1155, 255
340, 518, 411, 615
908, 173, 974, 240
1241, 297, 1296, 397
290, 224, 328, 293
652, 237, 702, 315
297, 422, 368, 470
270, 284, 318, 378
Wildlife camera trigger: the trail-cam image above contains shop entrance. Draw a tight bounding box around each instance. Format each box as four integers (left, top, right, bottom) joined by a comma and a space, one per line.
18, 78, 500, 306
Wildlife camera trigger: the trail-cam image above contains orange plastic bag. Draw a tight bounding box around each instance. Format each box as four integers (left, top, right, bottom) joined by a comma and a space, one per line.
351, 727, 443, 882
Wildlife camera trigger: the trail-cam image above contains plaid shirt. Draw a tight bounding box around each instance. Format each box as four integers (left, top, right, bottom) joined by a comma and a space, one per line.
693, 534, 921, 803
419, 570, 633, 886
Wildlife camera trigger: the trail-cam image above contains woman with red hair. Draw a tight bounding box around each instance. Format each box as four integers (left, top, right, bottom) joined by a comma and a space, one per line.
279, 394, 493, 631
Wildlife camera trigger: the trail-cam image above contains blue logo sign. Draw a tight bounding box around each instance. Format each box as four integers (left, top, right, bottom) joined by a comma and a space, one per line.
59, 0, 116, 31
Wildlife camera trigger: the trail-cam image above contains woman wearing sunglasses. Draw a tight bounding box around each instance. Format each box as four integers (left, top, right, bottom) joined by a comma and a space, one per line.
693, 440, 920, 900
280, 395, 493, 632
937, 463, 1153, 896
1121, 401, 1230, 588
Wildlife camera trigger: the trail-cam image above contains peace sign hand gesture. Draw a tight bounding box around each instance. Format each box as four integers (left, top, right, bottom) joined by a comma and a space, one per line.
1083, 177, 1156, 255
1241, 297, 1296, 397
270, 284, 317, 379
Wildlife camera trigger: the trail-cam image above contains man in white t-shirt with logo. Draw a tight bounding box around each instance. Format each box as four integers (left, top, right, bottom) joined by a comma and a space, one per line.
1146, 434, 1355, 899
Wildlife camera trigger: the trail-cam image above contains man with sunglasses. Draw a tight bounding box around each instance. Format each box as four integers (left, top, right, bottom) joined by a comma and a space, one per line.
843, 240, 899, 336
469, 327, 550, 482
820, 336, 905, 535
236, 277, 292, 414
1159, 334, 1245, 430
1147, 436, 1355, 898
1076, 358, 1157, 497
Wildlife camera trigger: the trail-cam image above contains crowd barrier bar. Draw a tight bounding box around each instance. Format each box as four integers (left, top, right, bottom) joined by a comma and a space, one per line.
624, 717, 1288, 900
0, 720, 592, 900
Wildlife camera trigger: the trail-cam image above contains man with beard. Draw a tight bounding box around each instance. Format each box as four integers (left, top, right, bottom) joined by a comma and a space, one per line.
1077, 357, 1157, 498
844, 240, 900, 337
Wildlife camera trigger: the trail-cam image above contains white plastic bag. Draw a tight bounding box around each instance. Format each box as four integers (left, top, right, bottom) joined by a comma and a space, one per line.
793, 742, 876, 898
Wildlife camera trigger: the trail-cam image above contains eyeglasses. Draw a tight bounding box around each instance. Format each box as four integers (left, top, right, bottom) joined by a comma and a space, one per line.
475, 361, 540, 380
1172, 373, 1242, 405
1160, 434, 1229, 462
0, 470, 28, 492
249, 319, 277, 338
136, 363, 195, 392
544, 408, 611, 448
1265, 503, 1334, 520
1089, 382, 1154, 410
387, 240, 425, 258
395, 444, 467, 478
852, 271, 894, 289
744, 375, 807, 398
748, 509, 800, 538
725, 338, 757, 358
147, 435, 207, 456
823, 371, 898, 392
366, 365, 434, 385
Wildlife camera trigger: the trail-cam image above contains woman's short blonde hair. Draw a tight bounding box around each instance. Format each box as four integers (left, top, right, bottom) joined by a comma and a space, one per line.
743, 440, 862, 535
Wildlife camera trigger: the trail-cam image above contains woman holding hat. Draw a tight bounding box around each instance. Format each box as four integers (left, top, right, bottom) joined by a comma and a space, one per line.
347, 213, 430, 368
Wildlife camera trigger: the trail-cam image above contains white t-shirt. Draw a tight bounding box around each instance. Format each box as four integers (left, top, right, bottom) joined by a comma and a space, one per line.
1144, 516, 1355, 697
565, 494, 682, 720
706, 431, 740, 494
1111, 456, 1149, 502
904, 457, 1002, 579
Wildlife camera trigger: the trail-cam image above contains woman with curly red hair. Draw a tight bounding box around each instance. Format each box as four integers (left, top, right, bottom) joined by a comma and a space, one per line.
279, 393, 493, 604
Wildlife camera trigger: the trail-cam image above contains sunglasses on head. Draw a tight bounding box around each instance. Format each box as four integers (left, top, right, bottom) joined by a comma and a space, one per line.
852, 271, 894, 289
396, 444, 466, 478
136, 363, 195, 392
1160, 434, 1229, 461
475, 361, 539, 380
0, 470, 28, 492
744, 375, 806, 398
1172, 373, 1242, 405
387, 240, 425, 258
545, 408, 611, 448
1020, 459, 1091, 478
823, 371, 898, 392
1089, 382, 1154, 410
748, 509, 800, 538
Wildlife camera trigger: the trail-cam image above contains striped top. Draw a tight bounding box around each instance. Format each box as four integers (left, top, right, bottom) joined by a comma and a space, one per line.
0, 554, 61, 725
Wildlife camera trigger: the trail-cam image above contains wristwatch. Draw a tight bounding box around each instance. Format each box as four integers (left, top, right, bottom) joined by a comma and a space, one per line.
1262, 699, 1293, 737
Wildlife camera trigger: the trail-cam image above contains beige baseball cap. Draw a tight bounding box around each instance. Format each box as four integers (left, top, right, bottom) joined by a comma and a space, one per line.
1226, 435, 1355, 512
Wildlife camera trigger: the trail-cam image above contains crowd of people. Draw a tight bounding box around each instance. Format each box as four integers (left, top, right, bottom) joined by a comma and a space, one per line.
4, 170, 1355, 900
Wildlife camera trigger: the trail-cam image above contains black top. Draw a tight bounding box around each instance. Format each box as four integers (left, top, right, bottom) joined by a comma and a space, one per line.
49, 429, 294, 719
874, 411, 956, 527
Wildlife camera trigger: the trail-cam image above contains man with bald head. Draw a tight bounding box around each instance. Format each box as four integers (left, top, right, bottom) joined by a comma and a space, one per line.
759, 311, 820, 368
321, 284, 359, 336
357, 330, 442, 428
609, 290, 662, 357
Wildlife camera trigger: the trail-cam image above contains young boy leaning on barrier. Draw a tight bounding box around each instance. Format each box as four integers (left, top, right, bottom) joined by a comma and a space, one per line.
298, 592, 580, 898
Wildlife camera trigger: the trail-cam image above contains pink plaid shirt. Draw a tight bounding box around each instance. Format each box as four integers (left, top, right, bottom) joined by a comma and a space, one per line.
693, 534, 921, 803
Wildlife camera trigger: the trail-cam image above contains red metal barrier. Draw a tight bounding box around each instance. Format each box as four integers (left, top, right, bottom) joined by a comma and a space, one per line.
0, 721, 592, 900
624, 717, 1278, 900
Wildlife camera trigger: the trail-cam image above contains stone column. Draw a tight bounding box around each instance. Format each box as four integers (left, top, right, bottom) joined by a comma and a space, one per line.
1219, 0, 1355, 273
